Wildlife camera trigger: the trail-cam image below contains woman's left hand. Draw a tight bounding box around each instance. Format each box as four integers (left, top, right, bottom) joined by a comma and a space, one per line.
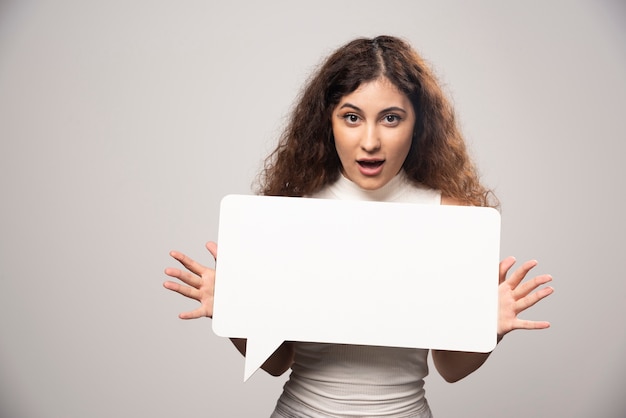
163, 242, 218, 319
497, 257, 554, 340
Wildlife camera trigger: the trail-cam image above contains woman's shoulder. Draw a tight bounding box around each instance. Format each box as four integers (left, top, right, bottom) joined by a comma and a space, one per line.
440, 195, 466, 206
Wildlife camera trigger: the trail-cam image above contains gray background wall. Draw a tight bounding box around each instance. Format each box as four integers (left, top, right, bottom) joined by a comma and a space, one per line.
1, 1, 624, 417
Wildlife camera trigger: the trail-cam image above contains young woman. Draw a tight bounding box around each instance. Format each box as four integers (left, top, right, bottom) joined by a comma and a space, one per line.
163, 35, 553, 417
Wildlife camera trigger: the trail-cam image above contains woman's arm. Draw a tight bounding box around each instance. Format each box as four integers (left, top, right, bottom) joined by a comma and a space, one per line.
431, 255, 553, 383
230, 339, 294, 376
431, 349, 491, 383
434, 197, 554, 383
163, 242, 294, 376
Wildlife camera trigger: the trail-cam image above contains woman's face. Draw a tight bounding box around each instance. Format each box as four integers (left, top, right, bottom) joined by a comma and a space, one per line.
331, 77, 415, 190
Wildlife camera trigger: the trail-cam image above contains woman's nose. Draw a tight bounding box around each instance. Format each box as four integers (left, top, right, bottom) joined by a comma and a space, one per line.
360, 125, 381, 152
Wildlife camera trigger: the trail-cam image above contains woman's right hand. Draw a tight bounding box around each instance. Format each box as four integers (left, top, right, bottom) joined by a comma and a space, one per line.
163, 241, 218, 319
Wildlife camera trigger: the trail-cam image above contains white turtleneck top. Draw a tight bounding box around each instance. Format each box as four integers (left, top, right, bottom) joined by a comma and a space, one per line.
271, 172, 441, 418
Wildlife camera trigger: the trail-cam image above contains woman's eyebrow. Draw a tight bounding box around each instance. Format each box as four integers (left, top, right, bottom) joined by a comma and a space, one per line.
338, 103, 408, 115
378, 106, 408, 115
338, 103, 362, 112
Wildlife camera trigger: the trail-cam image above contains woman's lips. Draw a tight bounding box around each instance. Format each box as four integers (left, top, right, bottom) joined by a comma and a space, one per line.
357, 159, 385, 176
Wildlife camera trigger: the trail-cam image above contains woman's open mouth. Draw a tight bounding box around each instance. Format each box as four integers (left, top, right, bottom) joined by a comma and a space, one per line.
357, 159, 385, 176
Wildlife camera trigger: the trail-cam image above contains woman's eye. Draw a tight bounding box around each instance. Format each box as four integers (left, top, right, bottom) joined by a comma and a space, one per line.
344, 114, 360, 124
383, 114, 400, 124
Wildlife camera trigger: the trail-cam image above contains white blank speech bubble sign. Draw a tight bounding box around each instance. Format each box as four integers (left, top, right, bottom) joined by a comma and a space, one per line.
212, 195, 501, 381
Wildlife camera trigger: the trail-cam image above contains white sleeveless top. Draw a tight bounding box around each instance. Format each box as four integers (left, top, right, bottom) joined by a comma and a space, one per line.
272, 172, 441, 417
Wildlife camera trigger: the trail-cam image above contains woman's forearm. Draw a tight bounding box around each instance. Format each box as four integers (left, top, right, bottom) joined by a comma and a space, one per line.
431, 349, 492, 383
230, 338, 294, 377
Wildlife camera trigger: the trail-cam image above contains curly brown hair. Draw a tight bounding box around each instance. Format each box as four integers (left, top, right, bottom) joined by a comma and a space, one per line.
258, 35, 497, 208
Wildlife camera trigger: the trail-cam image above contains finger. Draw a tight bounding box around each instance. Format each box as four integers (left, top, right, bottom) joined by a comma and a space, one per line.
169, 250, 209, 276
179, 305, 212, 320
513, 274, 553, 300
515, 285, 554, 313
499, 256, 516, 284
164, 267, 203, 288
506, 259, 538, 289
513, 318, 551, 331
206, 241, 218, 264
163, 280, 201, 302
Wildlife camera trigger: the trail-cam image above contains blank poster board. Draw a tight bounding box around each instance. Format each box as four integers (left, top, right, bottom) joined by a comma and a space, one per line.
212, 195, 501, 381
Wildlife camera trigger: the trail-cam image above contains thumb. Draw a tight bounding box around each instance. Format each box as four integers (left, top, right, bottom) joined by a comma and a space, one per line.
499, 256, 516, 284
206, 241, 218, 260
